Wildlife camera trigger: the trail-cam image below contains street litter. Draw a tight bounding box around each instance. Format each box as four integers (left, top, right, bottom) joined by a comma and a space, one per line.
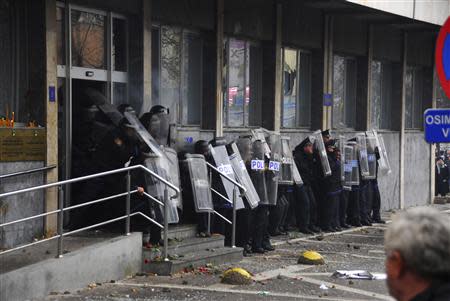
319, 283, 329, 290
332, 270, 387, 280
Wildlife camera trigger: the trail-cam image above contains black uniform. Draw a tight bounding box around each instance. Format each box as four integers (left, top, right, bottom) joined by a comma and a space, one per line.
322, 141, 342, 232
435, 161, 450, 196
293, 139, 319, 233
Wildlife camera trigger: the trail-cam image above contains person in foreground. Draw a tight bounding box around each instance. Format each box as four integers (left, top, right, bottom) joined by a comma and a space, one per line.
385, 207, 450, 301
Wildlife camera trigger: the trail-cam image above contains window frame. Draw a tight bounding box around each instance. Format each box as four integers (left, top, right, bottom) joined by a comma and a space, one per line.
151, 24, 204, 127
332, 54, 357, 130
280, 47, 312, 129
223, 37, 262, 128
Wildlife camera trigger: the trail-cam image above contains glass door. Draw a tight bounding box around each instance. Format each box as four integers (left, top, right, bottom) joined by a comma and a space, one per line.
56, 2, 128, 212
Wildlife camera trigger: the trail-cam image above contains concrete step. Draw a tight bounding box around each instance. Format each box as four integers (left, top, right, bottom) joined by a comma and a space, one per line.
168, 235, 225, 255
142, 246, 243, 276
164, 224, 198, 240
0, 232, 142, 301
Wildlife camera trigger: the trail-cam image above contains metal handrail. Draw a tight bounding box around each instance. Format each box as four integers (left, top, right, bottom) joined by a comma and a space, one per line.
0, 165, 56, 180
206, 162, 246, 193
0, 164, 179, 199
0, 164, 179, 261
206, 162, 246, 248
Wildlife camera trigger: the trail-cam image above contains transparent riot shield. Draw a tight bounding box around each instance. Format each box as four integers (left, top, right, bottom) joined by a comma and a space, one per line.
229, 143, 260, 209
292, 163, 304, 186
311, 130, 332, 177
184, 154, 214, 213
279, 136, 294, 185
364, 135, 377, 180
338, 135, 346, 183
148, 111, 170, 147
342, 141, 360, 187
369, 130, 391, 174
356, 133, 370, 178
266, 133, 281, 205
164, 147, 183, 210
236, 137, 269, 205
124, 112, 164, 158
209, 145, 245, 210
251, 128, 271, 158
142, 153, 179, 224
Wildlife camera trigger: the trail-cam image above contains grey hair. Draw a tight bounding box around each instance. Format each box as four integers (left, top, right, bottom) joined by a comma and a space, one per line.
385, 207, 450, 280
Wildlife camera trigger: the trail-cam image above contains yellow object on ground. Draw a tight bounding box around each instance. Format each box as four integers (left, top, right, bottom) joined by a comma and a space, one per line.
221, 267, 252, 285
298, 250, 325, 265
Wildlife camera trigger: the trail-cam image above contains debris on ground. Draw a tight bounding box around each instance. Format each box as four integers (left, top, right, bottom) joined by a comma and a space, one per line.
297, 251, 325, 265
319, 283, 329, 290
221, 267, 253, 285
332, 270, 387, 280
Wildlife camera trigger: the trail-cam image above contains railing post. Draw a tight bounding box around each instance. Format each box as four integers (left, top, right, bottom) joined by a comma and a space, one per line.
125, 171, 131, 236
231, 186, 237, 248
57, 186, 64, 258
208, 169, 212, 235
163, 187, 169, 261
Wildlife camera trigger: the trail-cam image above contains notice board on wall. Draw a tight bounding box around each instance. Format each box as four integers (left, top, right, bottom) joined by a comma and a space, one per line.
0, 128, 46, 161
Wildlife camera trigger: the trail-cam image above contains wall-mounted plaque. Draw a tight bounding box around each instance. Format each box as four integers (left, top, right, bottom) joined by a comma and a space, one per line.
0, 128, 46, 161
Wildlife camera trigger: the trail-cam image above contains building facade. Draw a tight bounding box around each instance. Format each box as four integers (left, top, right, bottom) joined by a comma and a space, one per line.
0, 0, 448, 243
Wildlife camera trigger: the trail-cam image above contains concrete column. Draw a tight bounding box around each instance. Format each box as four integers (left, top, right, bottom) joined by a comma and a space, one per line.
45, 0, 58, 234
366, 25, 374, 130
322, 15, 333, 130
399, 32, 407, 210
142, 0, 152, 112
215, 0, 224, 137
273, 2, 282, 132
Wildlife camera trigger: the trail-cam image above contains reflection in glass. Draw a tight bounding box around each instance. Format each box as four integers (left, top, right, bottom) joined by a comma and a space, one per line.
113, 82, 128, 105
371, 61, 382, 129
333, 55, 345, 129
182, 32, 202, 125
226, 39, 246, 127
405, 67, 413, 129
282, 49, 297, 128
345, 59, 357, 128
57, 6, 65, 65
160, 26, 181, 124
113, 18, 127, 72
71, 10, 106, 69
298, 52, 312, 127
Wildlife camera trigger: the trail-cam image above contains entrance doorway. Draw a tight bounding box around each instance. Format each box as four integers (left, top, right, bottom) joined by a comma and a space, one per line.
56, 3, 128, 209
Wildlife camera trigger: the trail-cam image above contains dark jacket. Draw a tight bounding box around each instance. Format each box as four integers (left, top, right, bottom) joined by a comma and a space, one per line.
293, 148, 316, 186
435, 163, 450, 196
324, 152, 341, 194
411, 281, 450, 301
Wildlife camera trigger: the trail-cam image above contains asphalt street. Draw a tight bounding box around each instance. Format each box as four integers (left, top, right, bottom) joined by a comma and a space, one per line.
40, 205, 450, 301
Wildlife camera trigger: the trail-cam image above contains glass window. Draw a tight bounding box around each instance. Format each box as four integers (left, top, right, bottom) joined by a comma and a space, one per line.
113, 82, 127, 105
182, 32, 202, 125
0, 2, 13, 121
223, 38, 261, 127
160, 27, 181, 124
112, 18, 127, 72
71, 10, 106, 69
333, 55, 357, 129
436, 69, 450, 108
57, 6, 65, 66
151, 26, 204, 125
371, 60, 392, 129
281, 48, 311, 128
405, 66, 424, 129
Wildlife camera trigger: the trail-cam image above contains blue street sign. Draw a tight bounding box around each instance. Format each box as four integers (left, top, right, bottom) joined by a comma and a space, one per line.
424, 109, 450, 143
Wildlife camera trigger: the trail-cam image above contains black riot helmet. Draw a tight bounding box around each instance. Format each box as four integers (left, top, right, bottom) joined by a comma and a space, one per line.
117, 104, 136, 116
140, 105, 170, 146
194, 140, 210, 157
